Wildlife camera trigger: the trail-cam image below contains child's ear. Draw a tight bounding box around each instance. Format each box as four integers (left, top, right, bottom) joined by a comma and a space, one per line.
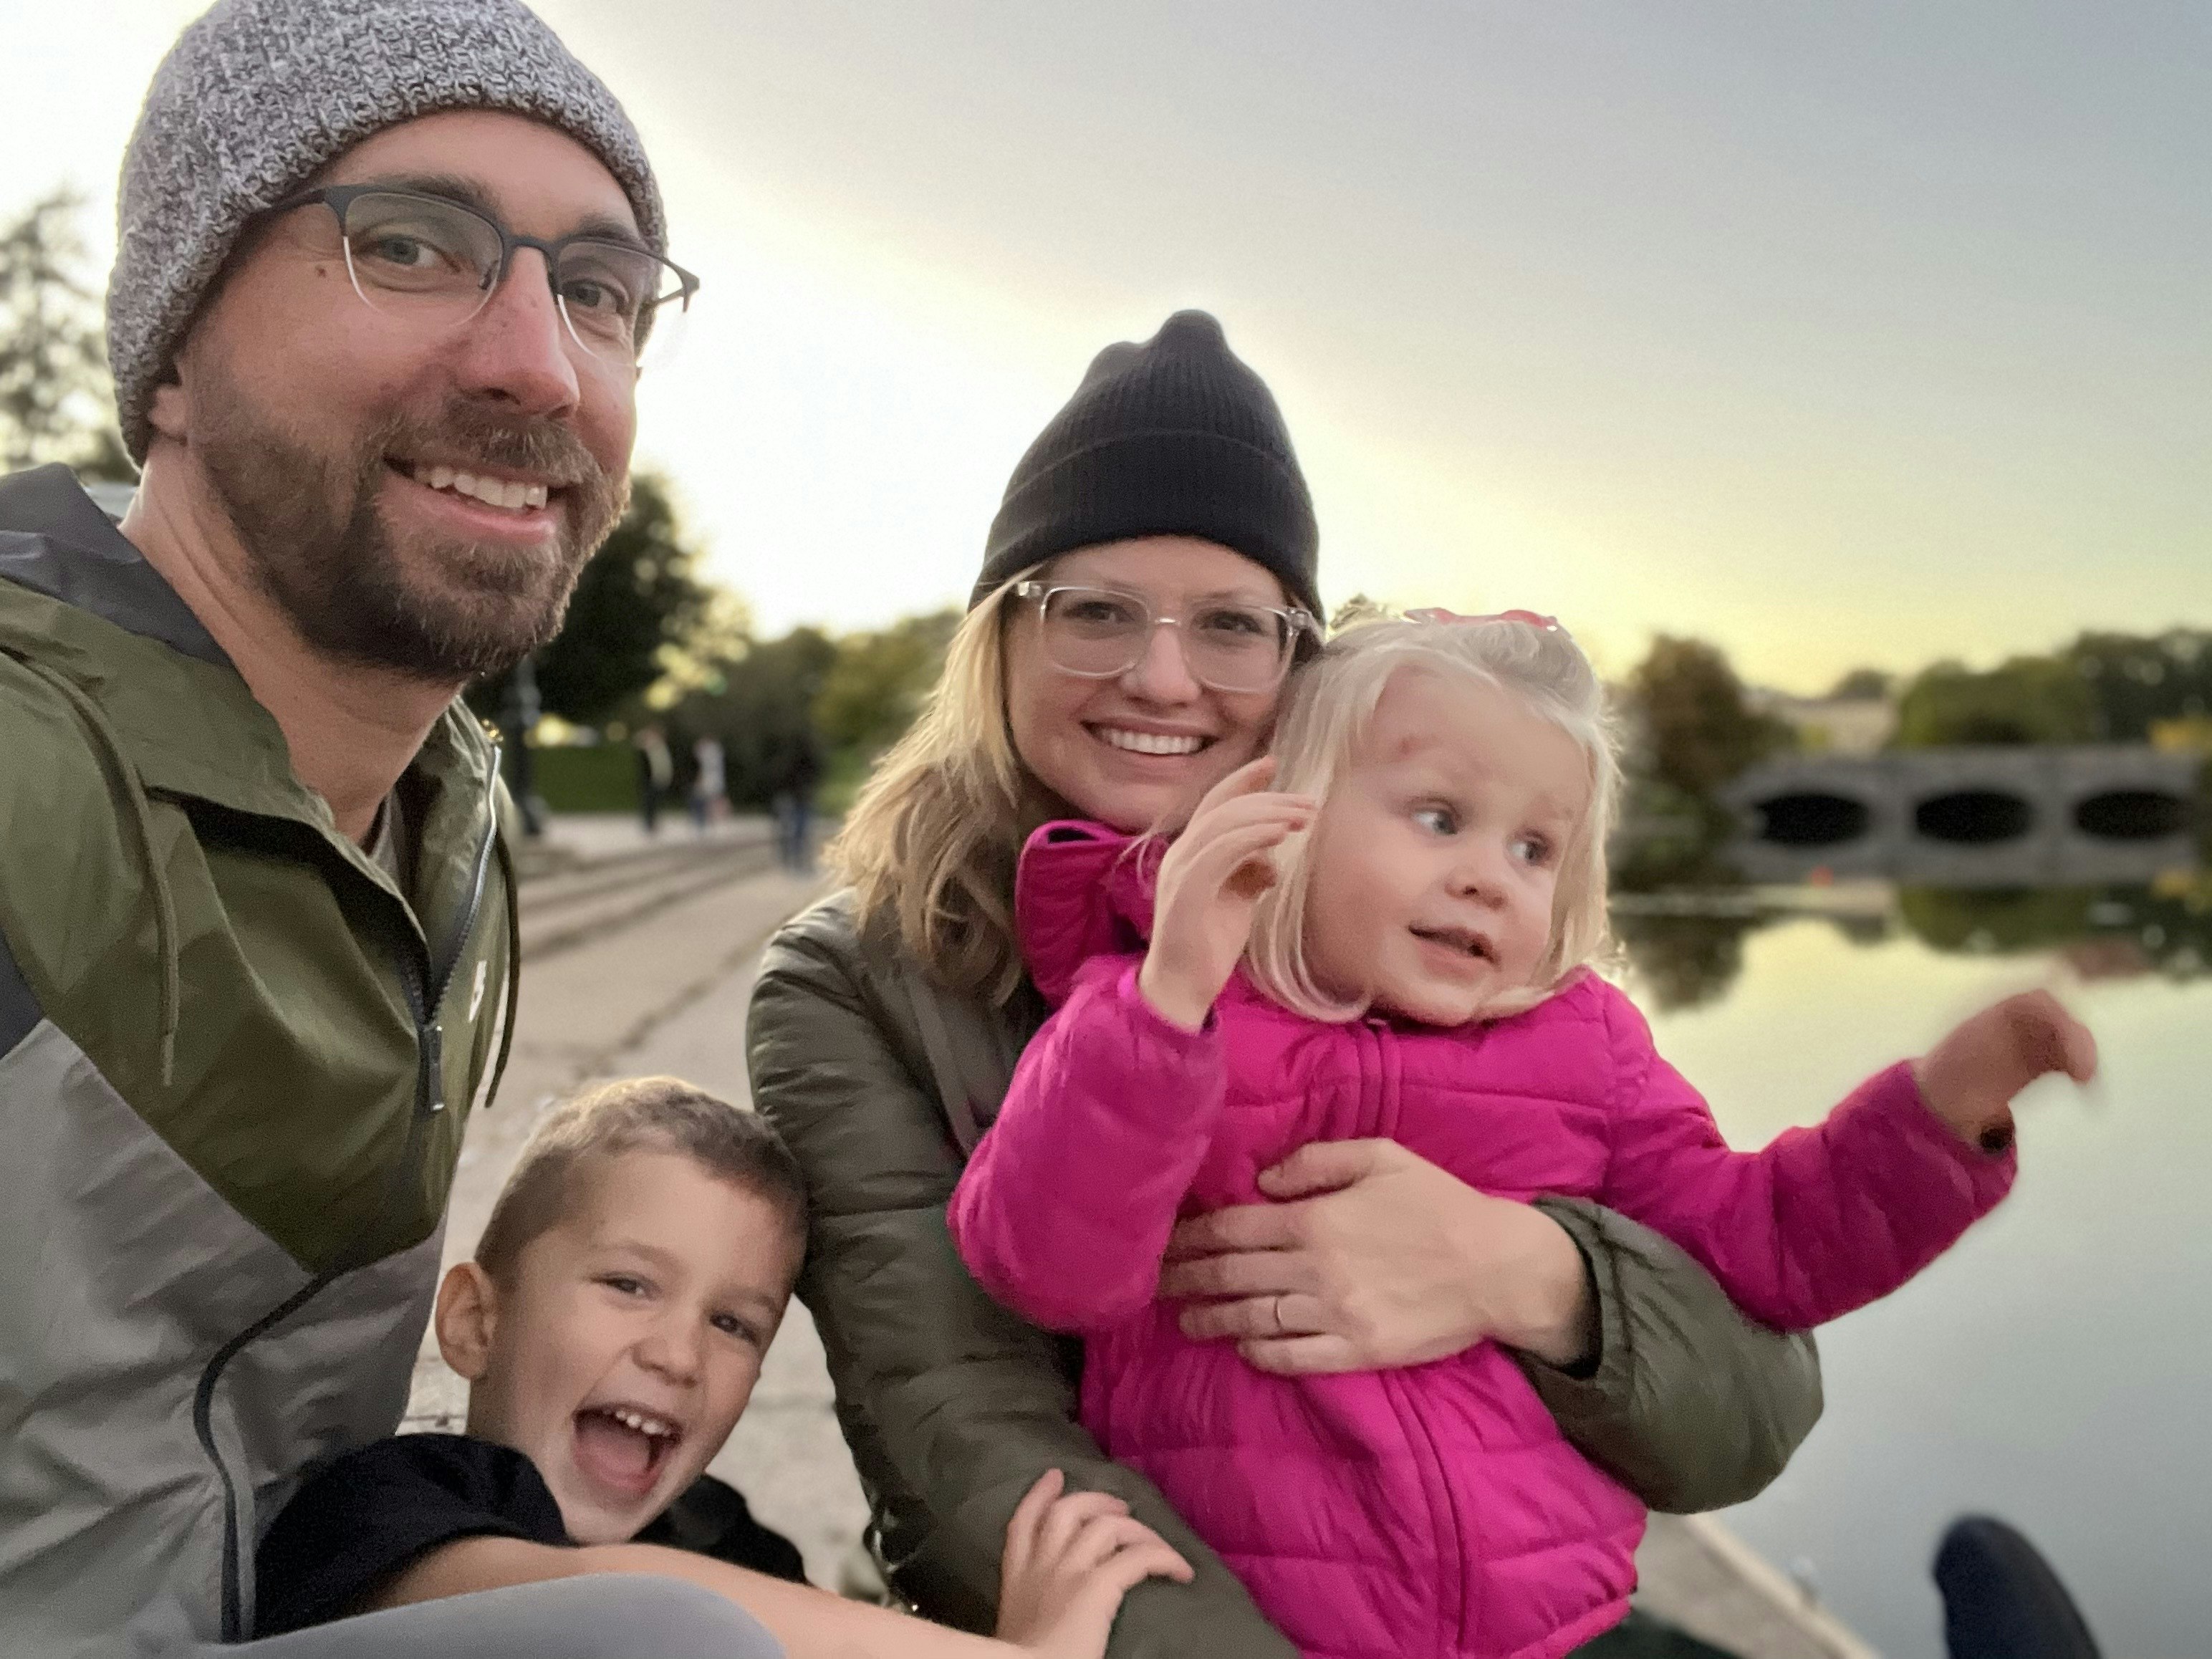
433, 1261, 499, 1382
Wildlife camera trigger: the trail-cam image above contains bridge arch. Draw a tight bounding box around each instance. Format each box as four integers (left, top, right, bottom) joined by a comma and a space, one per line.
1718, 744, 2200, 885
1913, 789, 2036, 845
1751, 792, 1872, 847
2072, 789, 2190, 841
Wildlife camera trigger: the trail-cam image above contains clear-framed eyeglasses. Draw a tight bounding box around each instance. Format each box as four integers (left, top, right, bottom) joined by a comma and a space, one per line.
264, 184, 700, 371
1013, 581, 1318, 695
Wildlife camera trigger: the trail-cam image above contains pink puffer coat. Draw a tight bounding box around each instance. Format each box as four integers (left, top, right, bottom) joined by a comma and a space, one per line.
948, 824, 2016, 1659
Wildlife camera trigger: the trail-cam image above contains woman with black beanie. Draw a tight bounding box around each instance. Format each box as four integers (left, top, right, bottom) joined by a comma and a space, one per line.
746, 311, 1823, 1656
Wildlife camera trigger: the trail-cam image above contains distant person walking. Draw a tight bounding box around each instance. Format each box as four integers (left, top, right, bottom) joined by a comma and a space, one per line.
635, 723, 674, 834
691, 734, 728, 831
774, 728, 823, 871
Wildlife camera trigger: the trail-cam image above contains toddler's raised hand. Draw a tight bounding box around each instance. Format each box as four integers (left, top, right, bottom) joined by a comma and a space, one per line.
995, 1469, 1193, 1659
1913, 989, 2098, 1150
1140, 758, 1314, 1031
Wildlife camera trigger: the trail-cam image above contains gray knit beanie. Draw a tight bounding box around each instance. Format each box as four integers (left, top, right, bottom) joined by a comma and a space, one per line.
107, 0, 665, 463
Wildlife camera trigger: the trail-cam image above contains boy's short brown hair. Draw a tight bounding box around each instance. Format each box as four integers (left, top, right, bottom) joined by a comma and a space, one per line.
475, 1077, 807, 1286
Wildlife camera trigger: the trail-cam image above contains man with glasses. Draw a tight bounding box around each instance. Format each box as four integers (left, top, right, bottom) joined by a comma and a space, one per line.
0, 1, 771, 1654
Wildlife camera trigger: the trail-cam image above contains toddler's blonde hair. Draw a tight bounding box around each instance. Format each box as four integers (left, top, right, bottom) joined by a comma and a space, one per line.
1245, 610, 1621, 1022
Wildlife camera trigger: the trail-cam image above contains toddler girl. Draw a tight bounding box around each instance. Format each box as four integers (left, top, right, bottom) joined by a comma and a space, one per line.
948, 610, 2095, 1659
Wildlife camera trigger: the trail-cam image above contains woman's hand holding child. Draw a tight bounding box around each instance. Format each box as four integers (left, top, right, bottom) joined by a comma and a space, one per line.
1163, 1141, 1595, 1372
1915, 989, 2098, 1152
1139, 758, 1314, 1032
994, 1469, 1193, 1658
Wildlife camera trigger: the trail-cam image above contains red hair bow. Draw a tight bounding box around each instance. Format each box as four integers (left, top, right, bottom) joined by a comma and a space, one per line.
1404, 607, 1562, 631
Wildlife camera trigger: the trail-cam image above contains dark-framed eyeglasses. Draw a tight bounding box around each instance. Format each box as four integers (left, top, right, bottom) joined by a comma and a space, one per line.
264, 184, 700, 370
1013, 581, 1318, 695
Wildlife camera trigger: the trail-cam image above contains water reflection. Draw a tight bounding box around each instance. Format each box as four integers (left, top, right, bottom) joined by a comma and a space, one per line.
1611, 827, 2211, 1638
1625, 891, 2212, 1659
1612, 910, 1763, 1011
1612, 840, 2209, 1010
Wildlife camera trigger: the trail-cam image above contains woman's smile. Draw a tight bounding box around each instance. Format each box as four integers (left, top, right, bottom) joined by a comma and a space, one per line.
1088, 723, 1213, 759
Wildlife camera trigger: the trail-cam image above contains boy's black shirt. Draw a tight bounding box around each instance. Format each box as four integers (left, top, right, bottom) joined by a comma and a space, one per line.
254, 1433, 807, 1636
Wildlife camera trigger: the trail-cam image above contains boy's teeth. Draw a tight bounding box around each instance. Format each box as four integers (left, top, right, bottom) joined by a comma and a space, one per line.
610, 1407, 675, 1438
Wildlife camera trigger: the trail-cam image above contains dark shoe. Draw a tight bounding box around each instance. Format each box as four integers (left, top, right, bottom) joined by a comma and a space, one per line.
1571, 1610, 1742, 1658
1935, 1516, 2100, 1659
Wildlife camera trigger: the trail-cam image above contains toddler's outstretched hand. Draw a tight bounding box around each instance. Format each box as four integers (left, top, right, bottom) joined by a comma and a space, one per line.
1140, 758, 1314, 1031
1913, 990, 2097, 1150
995, 1469, 1193, 1659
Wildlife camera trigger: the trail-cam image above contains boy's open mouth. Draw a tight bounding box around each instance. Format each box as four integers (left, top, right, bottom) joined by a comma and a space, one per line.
572, 1404, 683, 1497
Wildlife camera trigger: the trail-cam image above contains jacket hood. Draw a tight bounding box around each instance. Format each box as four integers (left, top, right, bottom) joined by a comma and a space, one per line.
0, 464, 502, 897
0, 465, 227, 665
1014, 821, 1162, 1006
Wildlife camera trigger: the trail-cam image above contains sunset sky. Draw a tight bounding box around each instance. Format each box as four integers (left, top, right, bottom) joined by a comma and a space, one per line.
9, 1, 2205, 692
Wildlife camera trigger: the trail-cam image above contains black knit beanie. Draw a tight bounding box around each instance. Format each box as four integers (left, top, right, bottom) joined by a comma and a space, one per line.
971, 310, 1322, 618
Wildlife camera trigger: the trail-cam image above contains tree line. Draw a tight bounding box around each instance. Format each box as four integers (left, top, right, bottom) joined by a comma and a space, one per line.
467, 471, 958, 812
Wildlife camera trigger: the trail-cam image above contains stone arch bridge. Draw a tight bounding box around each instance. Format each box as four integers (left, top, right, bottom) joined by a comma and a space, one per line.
1718, 745, 2202, 887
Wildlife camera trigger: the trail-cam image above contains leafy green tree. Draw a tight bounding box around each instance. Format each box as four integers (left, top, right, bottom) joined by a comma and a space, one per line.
2062, 630, 2212, 741
814, 610, 960, 761
1827, 667, 1894, 701
1622, 635, 1794, 799
471, 471, 719, 728
676, 627, 838, 807
1891, 655, 2097, 747
0, 189, 130, 477
534, 473, 718, 725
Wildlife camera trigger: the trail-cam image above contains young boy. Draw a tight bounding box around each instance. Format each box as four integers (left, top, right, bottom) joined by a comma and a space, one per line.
256, 1077, 1190, 1658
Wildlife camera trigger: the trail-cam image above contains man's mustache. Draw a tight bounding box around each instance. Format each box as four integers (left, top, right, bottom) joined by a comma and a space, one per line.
371, 404, 610, 499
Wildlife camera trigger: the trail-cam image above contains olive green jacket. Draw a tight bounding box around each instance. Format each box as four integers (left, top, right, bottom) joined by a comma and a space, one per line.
0, 466, 519, 1653
748, 891, 1822, 1656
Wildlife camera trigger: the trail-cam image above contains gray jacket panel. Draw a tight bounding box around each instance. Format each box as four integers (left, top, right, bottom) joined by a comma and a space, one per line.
0, 1019, 442, 1656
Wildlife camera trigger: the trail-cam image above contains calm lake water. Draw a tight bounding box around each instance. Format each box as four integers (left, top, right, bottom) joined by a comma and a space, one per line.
1615, 873, 2209, 1658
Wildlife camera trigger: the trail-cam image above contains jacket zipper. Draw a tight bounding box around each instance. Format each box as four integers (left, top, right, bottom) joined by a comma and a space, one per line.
1361, 1017, 1474, 1653
192, 760, 504, 1641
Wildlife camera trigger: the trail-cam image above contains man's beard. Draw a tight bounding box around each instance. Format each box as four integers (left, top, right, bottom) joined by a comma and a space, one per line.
193, 370, 627, 683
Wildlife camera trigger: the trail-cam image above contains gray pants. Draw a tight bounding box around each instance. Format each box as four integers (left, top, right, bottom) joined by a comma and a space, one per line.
189, 1574, 784, 1658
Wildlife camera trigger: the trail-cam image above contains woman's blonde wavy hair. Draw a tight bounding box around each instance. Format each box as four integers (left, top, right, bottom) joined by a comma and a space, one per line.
824, 569, 1048, 1003
1244, 610, 1622, 1024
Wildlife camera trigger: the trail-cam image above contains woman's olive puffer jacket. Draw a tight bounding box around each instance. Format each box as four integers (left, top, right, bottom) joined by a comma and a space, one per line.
746, 892, 1822, 1658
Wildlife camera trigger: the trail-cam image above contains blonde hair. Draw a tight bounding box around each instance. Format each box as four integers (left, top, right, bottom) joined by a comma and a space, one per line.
1245, 612, 1622, 1022
825, 571, 1046, 1003
475, 1077, 807, 1286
